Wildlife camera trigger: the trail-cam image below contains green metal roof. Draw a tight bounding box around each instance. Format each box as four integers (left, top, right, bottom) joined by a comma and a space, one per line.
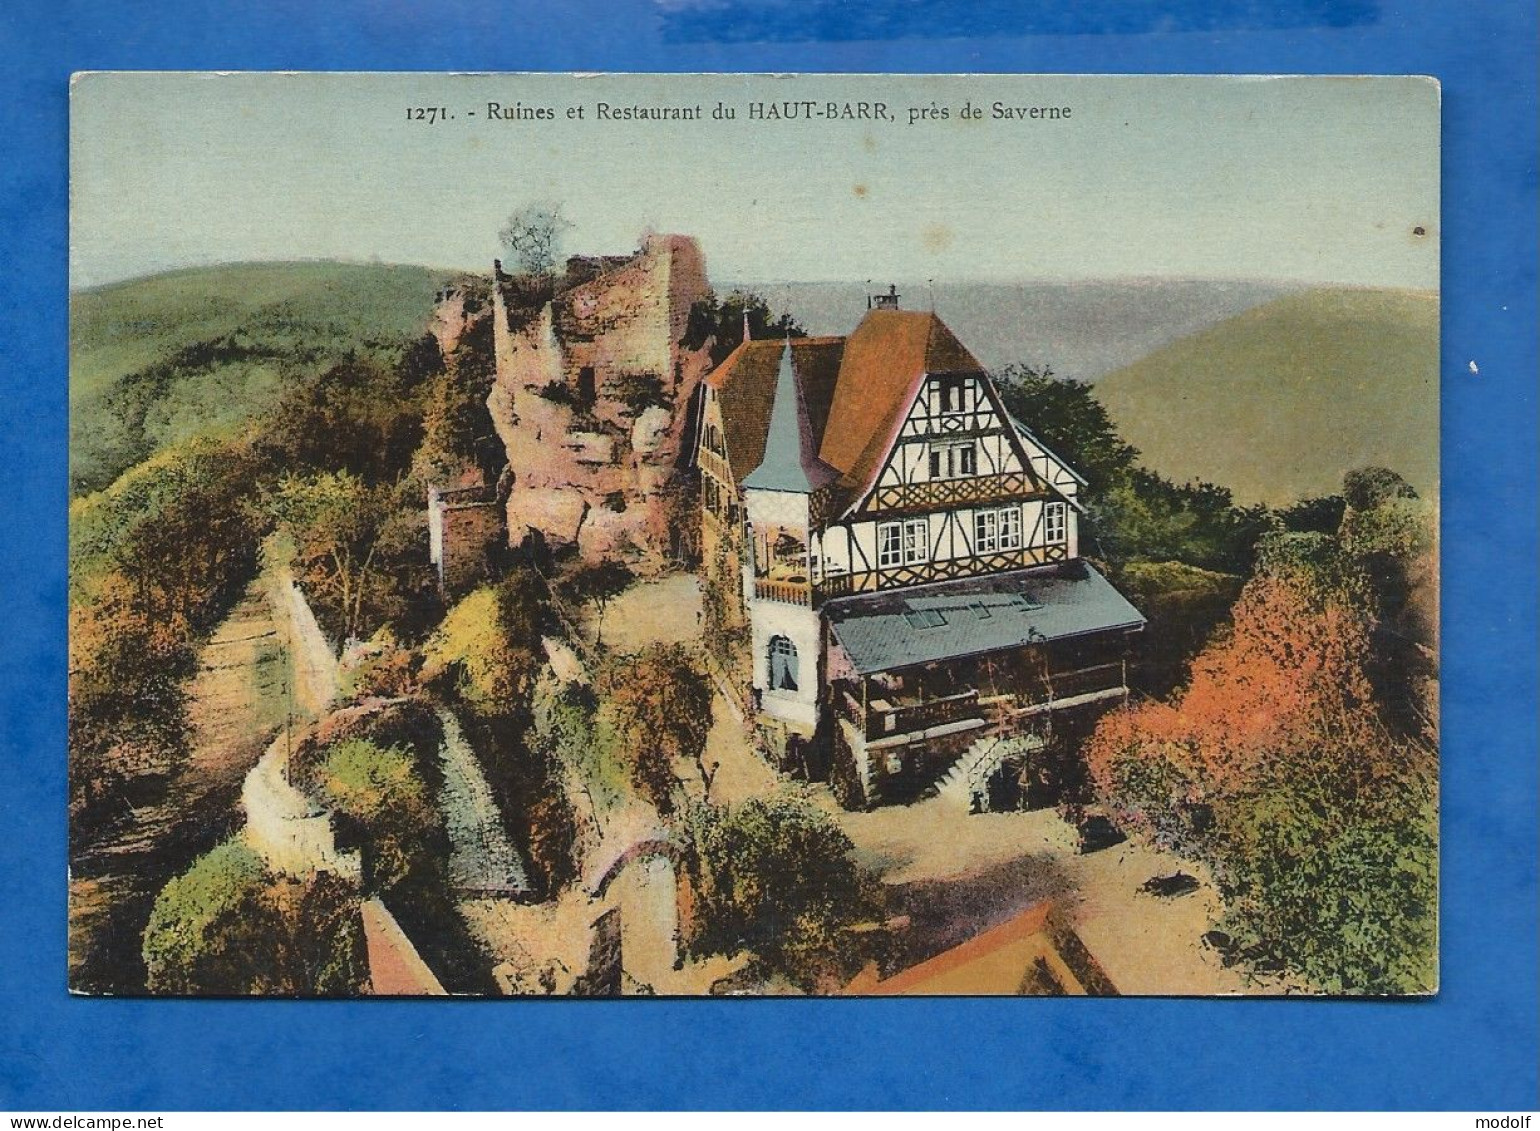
825, 561, 1144, 675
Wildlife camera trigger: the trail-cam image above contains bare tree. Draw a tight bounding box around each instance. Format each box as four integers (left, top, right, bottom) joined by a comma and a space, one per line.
498, 202, 572, 279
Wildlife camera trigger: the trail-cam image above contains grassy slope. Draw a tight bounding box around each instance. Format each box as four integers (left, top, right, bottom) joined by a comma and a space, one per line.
70, 260, 450, 495
1093, 288, 1438, 506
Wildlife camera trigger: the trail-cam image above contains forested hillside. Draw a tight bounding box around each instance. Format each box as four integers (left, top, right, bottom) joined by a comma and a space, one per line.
70, 261, 451, 495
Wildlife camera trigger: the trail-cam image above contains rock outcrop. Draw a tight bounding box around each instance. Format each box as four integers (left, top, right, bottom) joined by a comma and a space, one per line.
487, 233, 713, 569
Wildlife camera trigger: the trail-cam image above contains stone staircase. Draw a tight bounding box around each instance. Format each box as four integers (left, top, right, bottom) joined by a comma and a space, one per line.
935, 732, 1047, 811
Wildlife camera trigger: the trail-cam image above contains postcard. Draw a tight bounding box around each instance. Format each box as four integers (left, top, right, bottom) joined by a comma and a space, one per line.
68, 72, 1439, 997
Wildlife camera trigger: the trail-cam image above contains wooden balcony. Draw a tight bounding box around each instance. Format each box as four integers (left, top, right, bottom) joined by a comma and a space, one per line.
834, 662, 1128, 746
868, 471, 1038, 516
819, 572, 856, 600
867, 689, 983, 741
835, 687, 985, 743
1047, 662, 1126, 703
810, 544, 1063, 604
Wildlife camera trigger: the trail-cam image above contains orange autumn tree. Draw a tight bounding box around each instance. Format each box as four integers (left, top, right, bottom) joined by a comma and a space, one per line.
1087, 516, 1437, 994
1092, 534, 1383, 819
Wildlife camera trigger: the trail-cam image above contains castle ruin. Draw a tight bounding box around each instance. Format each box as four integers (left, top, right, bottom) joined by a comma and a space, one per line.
487, 233, 713, 567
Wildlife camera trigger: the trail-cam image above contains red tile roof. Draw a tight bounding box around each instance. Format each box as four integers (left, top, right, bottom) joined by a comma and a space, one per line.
706, 336, 844, 487
706, 310, 985, 513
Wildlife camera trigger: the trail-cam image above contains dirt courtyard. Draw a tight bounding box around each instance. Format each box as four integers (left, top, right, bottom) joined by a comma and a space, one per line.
583, 572, 703, 654
562, 567, 1249, 995
699, 666, 1248, 995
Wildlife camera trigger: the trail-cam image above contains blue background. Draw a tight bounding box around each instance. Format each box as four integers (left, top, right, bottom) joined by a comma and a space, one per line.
1, 0, 1535, 1112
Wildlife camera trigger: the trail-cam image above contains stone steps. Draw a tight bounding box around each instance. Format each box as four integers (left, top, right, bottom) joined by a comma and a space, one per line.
935, 732, 1047, 810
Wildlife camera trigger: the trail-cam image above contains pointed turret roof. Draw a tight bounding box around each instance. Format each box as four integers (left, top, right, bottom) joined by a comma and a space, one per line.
742, 341, 839, 493
702, 307, 996, 512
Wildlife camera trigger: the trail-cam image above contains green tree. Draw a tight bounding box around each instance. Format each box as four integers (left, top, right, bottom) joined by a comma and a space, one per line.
566, 561, 634, 647
1342, 465, 1419, 512
532, 677, 627, 819
993, 363, 1138, 488
1113, 560, 1244, 699
1086, 475, 1438, 994
421, 569, 547, 715
142, 838, 367, 995
411, 317, 503, 487
682, 290, 807, 364
681, 796, 884, 990
498, 202, 572, 279
268, 470, 396, 643
260, 356, 424, 483
313, 738, 444, 894
143, 839, 284, 995
995, 364, 1274, 573
599, 643, 714, 815
69, 437, 266, 835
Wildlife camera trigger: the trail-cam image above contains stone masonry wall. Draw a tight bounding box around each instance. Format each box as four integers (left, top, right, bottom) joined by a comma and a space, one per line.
428, 484, 505, 595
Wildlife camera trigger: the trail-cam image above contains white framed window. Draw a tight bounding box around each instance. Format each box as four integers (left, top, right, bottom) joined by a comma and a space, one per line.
928, 440, 977, 480
878, 518, 930, 567
903, 518, 929, 564
1044, 501, 1068, 545
974, 505, 1022, 553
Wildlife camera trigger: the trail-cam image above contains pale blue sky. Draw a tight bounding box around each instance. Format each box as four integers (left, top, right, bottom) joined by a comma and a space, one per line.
70, 72, 1439, 290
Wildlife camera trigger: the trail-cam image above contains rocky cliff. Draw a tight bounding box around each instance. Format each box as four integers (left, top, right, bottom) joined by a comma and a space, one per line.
487, 233, 713, 568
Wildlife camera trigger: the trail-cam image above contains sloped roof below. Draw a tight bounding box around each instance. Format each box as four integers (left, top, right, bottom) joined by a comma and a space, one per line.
825, 561, 1145, 675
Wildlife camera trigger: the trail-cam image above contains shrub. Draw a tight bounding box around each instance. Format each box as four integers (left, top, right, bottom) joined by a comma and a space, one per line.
681, 796, 883, 990
421, 570, 547, 717
1086, 498, 1438, 994
143, 838, 367, 996
344, 631, 420, 700
1115, 560, 1244, 697
533, 677, 628, 816
1342, 465, 1418, 512
597, 644, 713, 816
313, 738, 444, 894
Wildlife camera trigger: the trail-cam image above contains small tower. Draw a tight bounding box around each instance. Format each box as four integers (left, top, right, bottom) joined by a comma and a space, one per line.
740, 341, 835, 732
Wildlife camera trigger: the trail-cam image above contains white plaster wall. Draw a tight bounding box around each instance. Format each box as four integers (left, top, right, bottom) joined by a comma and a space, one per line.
1017, 430, 1082, 500
749, 598, 821, 729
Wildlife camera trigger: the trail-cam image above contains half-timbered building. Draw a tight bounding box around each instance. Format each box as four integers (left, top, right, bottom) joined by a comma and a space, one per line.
697, 292, 1145, 809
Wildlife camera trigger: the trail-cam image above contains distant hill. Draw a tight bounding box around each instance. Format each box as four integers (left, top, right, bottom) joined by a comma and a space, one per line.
1093, 288, 1439, 506
70, 260, 451, 496
740, 278, 1300, 381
